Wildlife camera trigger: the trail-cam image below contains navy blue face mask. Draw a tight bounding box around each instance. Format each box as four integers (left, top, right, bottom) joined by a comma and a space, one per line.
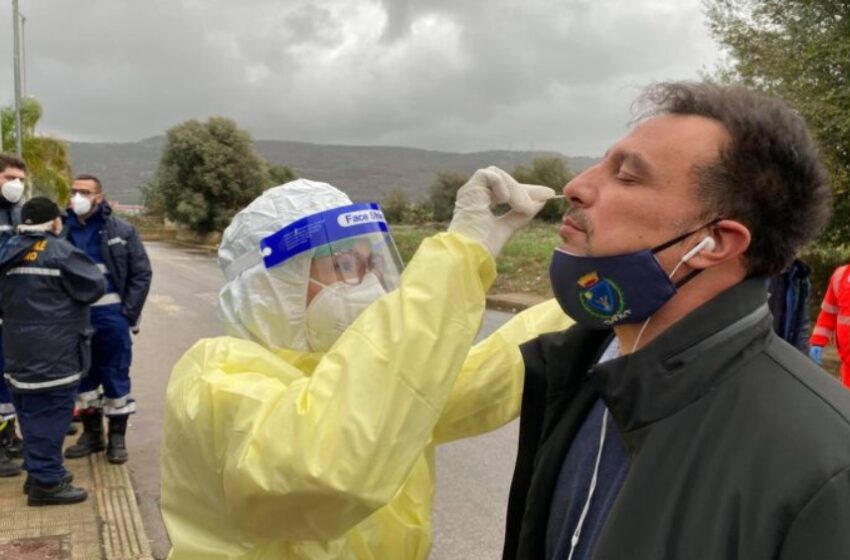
549, 223, 717, 329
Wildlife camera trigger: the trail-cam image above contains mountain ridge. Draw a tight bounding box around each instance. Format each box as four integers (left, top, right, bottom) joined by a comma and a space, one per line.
68, 136, 597, 205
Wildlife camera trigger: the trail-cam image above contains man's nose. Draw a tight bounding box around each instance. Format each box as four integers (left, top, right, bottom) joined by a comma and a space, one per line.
563, 168, 595, 208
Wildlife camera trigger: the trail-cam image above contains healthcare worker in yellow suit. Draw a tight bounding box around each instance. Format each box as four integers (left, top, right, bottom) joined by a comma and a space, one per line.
161, 170, 572, 559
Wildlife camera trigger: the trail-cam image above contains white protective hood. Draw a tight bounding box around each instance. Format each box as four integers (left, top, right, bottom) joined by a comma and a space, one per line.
217, 179, 352, 351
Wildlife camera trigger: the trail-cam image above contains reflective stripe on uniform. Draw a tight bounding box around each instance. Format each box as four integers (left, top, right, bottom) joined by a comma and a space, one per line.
4, 372, 82, 391
813, 326, 834, 338
6, 266, 61, 277
839, 316, 850, 326
104, 397, 136, 416
0, 402, 15, 415
76, 390, 102, 409
107, 237, 127, 246
97, 263, 109, 273
92, 292, 122, 307
822, 302, 839, 314
0, 225, 12, 232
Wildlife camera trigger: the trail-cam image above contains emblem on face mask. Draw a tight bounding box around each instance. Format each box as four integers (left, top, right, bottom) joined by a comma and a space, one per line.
577, 272, 629, 324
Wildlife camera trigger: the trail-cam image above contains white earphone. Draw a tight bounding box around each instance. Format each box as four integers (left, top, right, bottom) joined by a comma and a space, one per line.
680, 236, 716, 263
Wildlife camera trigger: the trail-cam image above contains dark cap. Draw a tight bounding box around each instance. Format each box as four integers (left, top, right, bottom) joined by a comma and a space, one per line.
21, 197, 60, 225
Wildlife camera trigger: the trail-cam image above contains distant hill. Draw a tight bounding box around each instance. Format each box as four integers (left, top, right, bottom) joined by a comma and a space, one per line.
68, 137, 597, 206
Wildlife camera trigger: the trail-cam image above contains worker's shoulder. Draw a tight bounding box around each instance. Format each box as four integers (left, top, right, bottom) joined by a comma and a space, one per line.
756, 339, 850, 433
104, 212, 139, 236
174, 336, 305, 383
40, 235, 93, 266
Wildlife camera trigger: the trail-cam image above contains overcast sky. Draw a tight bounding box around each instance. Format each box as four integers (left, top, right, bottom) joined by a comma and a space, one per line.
0, 0, 721, 156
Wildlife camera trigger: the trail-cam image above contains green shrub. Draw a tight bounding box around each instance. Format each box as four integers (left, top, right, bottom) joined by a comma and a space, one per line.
801, 243, 850, 317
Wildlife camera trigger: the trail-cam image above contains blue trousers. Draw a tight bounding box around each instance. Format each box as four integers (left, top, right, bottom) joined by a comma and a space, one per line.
78, 305, 135, 416
12, 384, 77, 485
0, 331, 15, 420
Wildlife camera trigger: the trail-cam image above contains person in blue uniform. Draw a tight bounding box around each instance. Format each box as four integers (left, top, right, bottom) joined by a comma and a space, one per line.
62, 174, 152, 464
0, 197, 105, 505
0, 152, 27, 477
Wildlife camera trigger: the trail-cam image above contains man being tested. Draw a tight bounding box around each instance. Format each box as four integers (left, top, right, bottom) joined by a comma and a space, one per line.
502, 82, 850, 559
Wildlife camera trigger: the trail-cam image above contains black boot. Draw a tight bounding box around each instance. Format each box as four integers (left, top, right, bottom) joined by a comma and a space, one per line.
0, 446, 21, 477
27, 478, 88, 506
0, 417, 23, 458
106, 415, 129, 464
64, 410, 105, 459
23, 471, 74, 495
66, 423, 78, 436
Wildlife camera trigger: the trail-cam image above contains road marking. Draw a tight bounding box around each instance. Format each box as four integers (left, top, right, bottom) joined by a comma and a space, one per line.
147, 294, 186, 316
196, 292, 220, 307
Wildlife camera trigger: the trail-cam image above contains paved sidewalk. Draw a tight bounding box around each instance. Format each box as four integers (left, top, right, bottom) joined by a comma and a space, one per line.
0, 437, 152, 560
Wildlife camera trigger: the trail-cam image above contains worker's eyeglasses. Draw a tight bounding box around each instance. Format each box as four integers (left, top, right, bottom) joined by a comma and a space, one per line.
329, 248, 375, 284
70, 189, 97, 197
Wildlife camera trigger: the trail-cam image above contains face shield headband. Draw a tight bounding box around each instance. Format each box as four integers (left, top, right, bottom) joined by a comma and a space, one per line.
261, 202, 389, 268
259, 202, 400, 279
549, 219, 720, 329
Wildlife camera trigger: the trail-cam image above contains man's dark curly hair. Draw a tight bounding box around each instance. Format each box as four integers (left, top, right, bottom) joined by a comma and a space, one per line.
637, 82, 832, 277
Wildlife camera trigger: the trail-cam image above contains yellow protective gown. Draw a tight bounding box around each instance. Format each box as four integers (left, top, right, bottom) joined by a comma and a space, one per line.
161, 233, 572, 559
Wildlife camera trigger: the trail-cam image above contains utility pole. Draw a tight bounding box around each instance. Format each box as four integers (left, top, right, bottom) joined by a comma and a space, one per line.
20, 13, 26, 96
12, 0, 24, 156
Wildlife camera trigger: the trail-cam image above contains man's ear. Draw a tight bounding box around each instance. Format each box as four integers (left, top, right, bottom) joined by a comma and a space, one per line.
685, 219, 751, 269
53, 217, 63, 235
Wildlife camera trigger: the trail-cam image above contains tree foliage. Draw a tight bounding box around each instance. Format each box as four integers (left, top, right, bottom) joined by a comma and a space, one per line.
382, 188, 409, 223
512, 156, 573, 221
1, 98, 72, 202
429, 171, 468, 222
268, 164, 299, 186
705, 0, 850, 241
139, 180, 165, 218
153, 117, 270, 233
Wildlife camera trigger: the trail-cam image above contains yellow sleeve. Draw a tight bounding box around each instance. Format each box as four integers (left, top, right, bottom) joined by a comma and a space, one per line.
162, 233, 494, 543
433, 299, 572, 444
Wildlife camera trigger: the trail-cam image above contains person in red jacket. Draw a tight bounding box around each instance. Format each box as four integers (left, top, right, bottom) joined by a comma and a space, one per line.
810, 264, 850, 387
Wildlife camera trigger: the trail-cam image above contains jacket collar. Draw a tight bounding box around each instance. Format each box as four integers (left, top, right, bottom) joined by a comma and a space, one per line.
586, 277, 773, 445
66, 201, 111, 229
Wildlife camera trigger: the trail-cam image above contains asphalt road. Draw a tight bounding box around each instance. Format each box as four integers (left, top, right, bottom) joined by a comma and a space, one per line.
128, 241, 519, 559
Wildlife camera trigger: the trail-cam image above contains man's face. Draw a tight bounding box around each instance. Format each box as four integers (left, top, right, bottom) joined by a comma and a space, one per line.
1, 165, 26, 184
559, 114, 729, 270
70, 179, 104, 211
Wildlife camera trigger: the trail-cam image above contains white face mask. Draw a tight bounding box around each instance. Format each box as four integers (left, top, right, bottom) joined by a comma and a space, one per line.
71, 193, 93, 216
1, 179, 24, 204
305, 272, 387, 352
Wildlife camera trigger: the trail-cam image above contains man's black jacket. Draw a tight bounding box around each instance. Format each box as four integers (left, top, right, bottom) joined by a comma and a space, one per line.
62, 202, 152, 327
0, 232, 105, 392
504, 278, 850, 559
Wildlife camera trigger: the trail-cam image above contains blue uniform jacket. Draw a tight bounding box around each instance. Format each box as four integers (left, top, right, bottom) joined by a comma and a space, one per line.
0, 232, 106, 392
0, 204, 22, 249
62, 202, 152, 327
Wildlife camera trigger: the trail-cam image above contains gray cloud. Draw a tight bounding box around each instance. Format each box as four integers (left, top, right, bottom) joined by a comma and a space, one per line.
0, 0, 719, 155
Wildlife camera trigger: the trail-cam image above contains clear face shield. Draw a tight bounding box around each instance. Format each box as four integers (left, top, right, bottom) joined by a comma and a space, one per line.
260, 203, 404, 351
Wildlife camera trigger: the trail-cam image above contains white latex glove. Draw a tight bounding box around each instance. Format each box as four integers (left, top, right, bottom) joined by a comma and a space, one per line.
448, 166, 556, 257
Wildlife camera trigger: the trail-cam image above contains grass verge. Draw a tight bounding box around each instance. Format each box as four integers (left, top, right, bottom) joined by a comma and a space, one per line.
390, 221, 560, 298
